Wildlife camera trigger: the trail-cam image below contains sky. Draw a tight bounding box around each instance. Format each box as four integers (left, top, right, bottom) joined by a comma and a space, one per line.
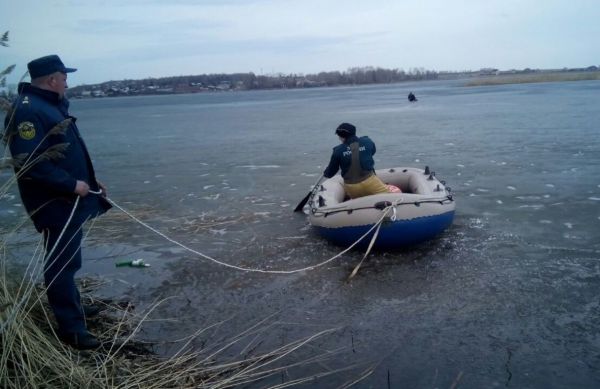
1, 0, 599, 86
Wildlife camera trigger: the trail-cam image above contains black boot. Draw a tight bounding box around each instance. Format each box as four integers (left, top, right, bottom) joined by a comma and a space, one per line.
59, 331, 101, 350
82, 304, 102, 318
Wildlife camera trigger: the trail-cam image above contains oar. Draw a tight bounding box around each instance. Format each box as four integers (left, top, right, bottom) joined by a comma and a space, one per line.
293, 175, 323, 213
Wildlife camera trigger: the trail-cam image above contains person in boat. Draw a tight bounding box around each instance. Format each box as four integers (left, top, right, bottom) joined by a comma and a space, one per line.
323, 123, 389, 199
408, 92, 417, 102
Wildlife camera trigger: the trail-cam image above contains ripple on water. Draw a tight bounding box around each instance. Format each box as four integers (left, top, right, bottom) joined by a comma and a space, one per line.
202, 193, 221, 200
236, 165, 281, 169
469, 218, 485, 229
519, 204, 544, 210
517, 195, 542, 200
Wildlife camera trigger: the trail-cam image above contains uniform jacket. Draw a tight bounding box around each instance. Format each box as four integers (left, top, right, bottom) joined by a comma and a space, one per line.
4, 83, 110, 231
323, 135, 377, 180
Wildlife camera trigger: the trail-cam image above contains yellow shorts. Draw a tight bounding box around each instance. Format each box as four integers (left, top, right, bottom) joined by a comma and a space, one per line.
343, 175, 390, 199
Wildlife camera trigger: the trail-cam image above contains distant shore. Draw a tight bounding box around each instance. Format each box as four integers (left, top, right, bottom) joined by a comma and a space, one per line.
5, 67, 597, 100
464, 71, 600, 86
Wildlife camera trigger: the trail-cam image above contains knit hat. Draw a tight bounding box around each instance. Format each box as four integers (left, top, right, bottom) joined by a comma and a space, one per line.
335, 122, 356, 138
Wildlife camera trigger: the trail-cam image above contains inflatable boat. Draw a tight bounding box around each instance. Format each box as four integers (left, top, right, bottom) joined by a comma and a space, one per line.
307, 167, 455, 250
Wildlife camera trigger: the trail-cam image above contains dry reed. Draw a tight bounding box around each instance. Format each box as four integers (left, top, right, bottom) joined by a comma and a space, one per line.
464, 71, 600, 86
1, 252, 371, 388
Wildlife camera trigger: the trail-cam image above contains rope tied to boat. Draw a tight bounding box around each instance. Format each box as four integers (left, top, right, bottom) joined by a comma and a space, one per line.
90, 191, 398, 277
346, 200, 399, 281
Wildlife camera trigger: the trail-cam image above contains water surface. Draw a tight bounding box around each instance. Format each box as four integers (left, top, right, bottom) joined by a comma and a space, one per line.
3, 80, 599, 387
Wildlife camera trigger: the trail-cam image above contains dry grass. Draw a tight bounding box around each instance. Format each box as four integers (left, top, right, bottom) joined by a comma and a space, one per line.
0, 260, 372, 388
464, 71, 600, 86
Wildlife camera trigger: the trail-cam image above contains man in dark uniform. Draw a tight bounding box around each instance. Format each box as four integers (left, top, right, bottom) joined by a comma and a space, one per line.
323, 122, 389, 199
3, 55, 111, 349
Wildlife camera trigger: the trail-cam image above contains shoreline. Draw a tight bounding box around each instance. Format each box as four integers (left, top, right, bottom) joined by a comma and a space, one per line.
464, 71, 600, 86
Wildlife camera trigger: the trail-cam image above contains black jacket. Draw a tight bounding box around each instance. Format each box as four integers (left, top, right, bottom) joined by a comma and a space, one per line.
323, 135, 377, 180
4, 83, 110, 231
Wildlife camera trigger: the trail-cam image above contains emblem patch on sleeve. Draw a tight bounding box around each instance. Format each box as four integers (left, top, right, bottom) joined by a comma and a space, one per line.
17, 122, 36, 140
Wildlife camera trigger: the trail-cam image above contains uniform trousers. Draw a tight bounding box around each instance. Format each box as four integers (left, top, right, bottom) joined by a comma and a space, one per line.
43, 225, 86, 334
343, 174, 390, 199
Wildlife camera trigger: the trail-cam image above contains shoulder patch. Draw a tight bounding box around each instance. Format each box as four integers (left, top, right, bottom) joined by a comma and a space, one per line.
18, 122, 36, 140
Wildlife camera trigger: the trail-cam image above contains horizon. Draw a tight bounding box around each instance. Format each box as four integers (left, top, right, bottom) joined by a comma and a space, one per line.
71, 64, 600, 89
2, 1, 599, 86
6, 64, 597, 91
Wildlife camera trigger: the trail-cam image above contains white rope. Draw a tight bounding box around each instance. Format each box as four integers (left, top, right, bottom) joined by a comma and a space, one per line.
44, 196, 81, 263
348, 216, 384, 281
101, 194, 396, 275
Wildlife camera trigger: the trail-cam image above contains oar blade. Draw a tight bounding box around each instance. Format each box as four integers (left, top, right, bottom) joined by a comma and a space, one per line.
293, 192, 311, 212
293, 175, 323, 213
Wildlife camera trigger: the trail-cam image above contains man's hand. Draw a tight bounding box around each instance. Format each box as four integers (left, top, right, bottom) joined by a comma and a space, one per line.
74, 180, 90, 197
97, 180, 108, 198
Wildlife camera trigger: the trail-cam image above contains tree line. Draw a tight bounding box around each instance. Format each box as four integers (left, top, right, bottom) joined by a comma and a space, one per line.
67, 66, 441, 96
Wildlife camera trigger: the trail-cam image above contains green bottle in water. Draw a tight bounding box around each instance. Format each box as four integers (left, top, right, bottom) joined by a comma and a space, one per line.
115, 259, 150, 267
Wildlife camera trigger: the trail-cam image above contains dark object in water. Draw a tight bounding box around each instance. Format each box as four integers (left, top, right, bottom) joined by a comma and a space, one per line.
408, 92, 417, 102
294, 175, 324, 212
